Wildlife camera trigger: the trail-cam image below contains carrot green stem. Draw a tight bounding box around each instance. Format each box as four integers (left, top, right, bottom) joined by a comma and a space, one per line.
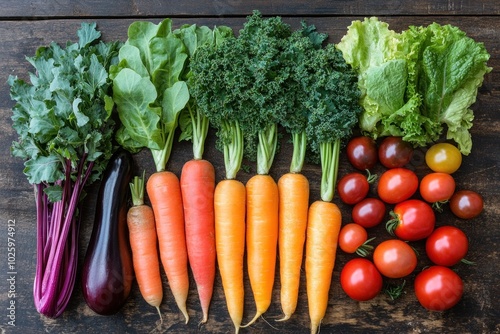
320, 139, 340, 202
187, 102, 209, 160
129, 170, 146, 207
290, 131, 307, 174
257, 123, 278, 175
221, 120, 244, 180
151, 119, 178, 172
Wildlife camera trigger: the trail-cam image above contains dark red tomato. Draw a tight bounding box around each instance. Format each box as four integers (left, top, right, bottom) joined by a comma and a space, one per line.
414, 266, 463, 311
378, 136, 414, 169
352, 198, 386, 228
419, 172, 456, 204
339, 223, 373, 257
377, 168, 418, 204
386, 199, 435, 241
449, 190, 484, 219
346, 136, 378, 170
337, 172, 372, 205
426, 226, 469, 267
340, 258, 383, 301
373, 239, 417, 278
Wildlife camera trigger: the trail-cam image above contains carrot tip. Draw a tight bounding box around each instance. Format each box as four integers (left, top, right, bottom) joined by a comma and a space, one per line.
199, 314, 208, 326
155, 306, 162, 324
276, 314, 291, 322
311, 320, 321, 334
240, 311, 263, 328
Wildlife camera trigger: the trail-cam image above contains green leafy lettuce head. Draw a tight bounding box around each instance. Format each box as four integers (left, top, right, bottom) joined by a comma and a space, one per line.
405, 22, 492, 154
337, 17, 491, 155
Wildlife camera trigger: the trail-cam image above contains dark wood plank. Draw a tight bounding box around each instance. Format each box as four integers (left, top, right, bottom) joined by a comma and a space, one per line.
0, 15, 499, 334
0, 0, 499, 18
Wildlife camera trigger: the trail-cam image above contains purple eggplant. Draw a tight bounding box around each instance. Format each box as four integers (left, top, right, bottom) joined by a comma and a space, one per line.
81, 149, 134, 315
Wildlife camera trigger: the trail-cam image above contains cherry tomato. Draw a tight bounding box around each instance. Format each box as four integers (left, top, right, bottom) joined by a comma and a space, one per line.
425, 143, 462, 174
339, 223, 373, 257
337, 172, 373, 205
373, 239, 417, 278
419, 172, 456, 204
426, 226, 469, 267
414, 266, 463, 311
377, 168, 418, 204
449, 190, 484, 219
386, 199, 435, 241
378, 136, 414, 169
340, 258, 383, 301
352, 198, 386, 228
346, 136, 378, 170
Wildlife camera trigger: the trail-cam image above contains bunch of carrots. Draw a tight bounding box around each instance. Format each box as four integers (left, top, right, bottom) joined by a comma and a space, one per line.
111, 12, 360, 334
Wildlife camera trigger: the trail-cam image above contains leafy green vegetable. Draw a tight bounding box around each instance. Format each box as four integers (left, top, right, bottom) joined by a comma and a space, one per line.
191, 11, 361, 200
190, 12, 290, 176
276, 22, 328, 174
337, 17, 492, 154
110, 19, 190, 171
175, 24, 233, 160
300, 43, 362, 202
8, 22, 121, 318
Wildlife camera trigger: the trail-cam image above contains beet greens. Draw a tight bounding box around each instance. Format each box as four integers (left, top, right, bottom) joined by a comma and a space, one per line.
8, 23, 121, 318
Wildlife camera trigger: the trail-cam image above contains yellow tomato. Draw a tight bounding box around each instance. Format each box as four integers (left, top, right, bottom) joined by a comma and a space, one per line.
425, 143, 462, 174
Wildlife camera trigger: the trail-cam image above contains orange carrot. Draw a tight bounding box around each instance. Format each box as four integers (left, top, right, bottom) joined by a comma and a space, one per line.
305, 200, 342, 334
127, 173, 163, 322
243, 174, 279, 327
147, 171, 189, 323
277, 172, 309, 321
180, 159, 216, 324
214, 179, 246, 334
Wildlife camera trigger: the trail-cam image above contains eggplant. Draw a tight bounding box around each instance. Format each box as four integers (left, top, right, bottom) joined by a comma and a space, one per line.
82, 148, 134, 315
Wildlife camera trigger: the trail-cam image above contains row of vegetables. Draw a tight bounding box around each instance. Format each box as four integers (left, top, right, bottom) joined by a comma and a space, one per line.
8, 10, 490, 333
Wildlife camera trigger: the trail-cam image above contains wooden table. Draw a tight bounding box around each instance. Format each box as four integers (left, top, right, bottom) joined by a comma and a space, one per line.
1, 1, 499, 333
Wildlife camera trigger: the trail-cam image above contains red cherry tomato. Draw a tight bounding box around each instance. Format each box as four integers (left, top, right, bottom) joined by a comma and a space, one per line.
337, 172, 373, 205
339, 223, 373, 257
426, 226, 469, 267
414, 266, 463, 311
386, 199, 435, 241
352, 198, 386, 228
346, 136, 378, 170
340, 258, 383, 301
373, 239, 417, 278
419, 172, 456, 204
377, 168, 418, 204
378, 136, 414, 169
449, 190, 484, 219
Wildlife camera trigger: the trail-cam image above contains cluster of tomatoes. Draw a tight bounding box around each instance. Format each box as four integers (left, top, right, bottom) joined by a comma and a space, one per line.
336, 136, 484, 311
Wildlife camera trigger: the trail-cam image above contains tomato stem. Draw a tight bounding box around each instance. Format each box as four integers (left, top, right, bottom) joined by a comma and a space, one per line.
460, 258, 476, 265
383, 280, 406, 300
385, 211, 399, 236
365, 169, 378, 184
356, 237, 376, 257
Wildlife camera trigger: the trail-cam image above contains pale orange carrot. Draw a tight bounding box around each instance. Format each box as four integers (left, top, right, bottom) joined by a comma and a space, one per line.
147, 171, 189, 323
242, 174, 279, 327
180, 159, 216, 324
127, 173, 163, 322
277, 172, 309, 321
214, 179, 246, 334
305, 200, 342, 334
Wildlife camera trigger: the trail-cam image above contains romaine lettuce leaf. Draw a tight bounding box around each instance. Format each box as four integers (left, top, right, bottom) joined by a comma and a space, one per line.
411, 23, 492, 154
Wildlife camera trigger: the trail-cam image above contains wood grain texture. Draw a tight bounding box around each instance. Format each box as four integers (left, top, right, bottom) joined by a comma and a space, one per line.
0, 9, 499, 334
0, 0, 499, 18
